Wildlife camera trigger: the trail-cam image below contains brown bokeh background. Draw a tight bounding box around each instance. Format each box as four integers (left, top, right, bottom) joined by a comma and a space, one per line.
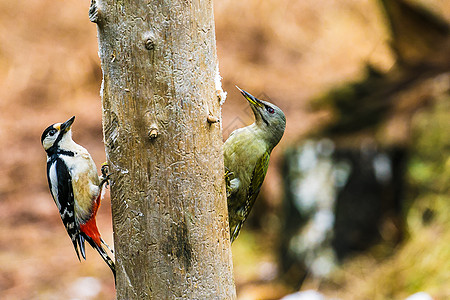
0, 0, 448, 299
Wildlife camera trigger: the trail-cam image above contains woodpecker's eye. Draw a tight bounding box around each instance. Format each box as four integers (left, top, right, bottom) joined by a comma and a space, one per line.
49, 129, 57, 136
266, 106, 275, 114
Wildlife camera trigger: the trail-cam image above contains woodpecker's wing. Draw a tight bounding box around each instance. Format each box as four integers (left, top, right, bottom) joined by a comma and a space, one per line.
230, 151, 270, 242
47, 157, 86, 260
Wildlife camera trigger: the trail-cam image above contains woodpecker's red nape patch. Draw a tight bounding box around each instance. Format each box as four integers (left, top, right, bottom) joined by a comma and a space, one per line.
80, 192, 102, 247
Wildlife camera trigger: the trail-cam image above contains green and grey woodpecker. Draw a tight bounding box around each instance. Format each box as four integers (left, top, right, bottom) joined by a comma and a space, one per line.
224, 87, 286, 243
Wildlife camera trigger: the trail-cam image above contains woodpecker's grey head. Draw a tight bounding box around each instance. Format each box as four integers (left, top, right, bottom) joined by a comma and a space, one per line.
41, 116, 75, 153
237, 87, 286, 148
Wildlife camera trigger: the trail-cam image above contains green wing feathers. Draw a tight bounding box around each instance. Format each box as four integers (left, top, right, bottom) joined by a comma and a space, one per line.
246, 151, 270, 216
230, 151, 270, 242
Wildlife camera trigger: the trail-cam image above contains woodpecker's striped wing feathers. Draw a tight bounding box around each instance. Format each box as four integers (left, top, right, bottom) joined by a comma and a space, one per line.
47, 156, 116, 277
230, 151, 270, 242
47, 156, 86, 260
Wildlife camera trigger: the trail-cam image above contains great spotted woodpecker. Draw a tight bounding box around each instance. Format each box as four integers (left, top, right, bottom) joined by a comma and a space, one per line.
41, 116, 115, 277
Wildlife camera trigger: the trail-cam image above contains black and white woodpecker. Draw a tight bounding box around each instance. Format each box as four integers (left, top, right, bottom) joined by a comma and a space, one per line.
224, 87, 286, 243
41, 116, 115, 277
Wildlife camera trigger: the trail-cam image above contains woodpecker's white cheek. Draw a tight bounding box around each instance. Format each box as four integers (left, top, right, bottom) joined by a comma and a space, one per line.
43, 136, 57, 150
49, 162, 60, 210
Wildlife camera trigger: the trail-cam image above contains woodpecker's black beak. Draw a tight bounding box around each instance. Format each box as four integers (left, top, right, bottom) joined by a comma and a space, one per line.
60, 116, 75, 133
236, 86, 264, 108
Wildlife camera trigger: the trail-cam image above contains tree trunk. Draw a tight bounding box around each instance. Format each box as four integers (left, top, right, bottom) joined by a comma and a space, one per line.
91, 0, 235, 298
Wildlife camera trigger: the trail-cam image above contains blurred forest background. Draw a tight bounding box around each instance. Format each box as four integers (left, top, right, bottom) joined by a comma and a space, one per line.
0, 0, 449, 299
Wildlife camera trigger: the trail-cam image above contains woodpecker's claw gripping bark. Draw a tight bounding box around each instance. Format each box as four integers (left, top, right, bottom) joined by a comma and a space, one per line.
100, 162, 110, 188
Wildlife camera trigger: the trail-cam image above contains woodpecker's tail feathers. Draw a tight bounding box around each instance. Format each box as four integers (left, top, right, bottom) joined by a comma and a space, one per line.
83, 233, 116, 278
101, 238, 114, 254
71, 233, 87, 261
72, 239, 81, 261
78, 234, 87, 260
230, 222, 243, 244
81, 232, 116, 277
96, 245, 116, 278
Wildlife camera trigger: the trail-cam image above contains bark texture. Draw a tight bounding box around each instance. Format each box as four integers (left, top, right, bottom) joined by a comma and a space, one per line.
93, 0, 235, 298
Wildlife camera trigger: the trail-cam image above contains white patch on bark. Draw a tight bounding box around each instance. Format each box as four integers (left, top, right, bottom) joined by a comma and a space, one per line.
215, 62, 227, 106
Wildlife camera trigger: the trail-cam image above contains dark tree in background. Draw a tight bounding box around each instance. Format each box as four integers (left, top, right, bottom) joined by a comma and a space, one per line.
279, 0, 449, 288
